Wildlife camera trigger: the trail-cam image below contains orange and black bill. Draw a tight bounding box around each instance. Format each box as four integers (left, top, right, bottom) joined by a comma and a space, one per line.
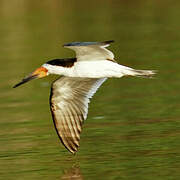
13, 67, 48, 88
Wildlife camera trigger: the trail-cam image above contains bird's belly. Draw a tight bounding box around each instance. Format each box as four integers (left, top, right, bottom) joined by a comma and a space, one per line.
67, 60, 125, 78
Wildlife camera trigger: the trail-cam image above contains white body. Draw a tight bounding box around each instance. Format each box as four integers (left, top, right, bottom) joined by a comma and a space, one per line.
15, 40, 155, 154
43, 60, 140, 78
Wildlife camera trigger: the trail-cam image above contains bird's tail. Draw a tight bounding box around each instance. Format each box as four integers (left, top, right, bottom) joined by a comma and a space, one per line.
122, 67, 156, 78
130, 69, 156, 78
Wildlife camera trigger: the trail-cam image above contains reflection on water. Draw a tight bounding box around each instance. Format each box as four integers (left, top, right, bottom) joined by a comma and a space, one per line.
1, 0, 180, 179
61, 165, 83, 180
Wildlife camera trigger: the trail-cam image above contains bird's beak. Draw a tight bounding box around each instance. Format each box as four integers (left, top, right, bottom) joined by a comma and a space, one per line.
13, 67, 48, 88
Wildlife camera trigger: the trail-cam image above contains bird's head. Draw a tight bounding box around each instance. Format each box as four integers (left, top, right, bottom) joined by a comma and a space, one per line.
13, 58, 76, 88
13, 66, 49, 88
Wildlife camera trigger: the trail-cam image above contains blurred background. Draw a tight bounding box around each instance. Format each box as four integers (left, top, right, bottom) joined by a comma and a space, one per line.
1, 0, 180, 179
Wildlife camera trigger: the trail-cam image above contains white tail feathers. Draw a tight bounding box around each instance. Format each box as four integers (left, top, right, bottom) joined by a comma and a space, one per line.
126, 69, 156, 78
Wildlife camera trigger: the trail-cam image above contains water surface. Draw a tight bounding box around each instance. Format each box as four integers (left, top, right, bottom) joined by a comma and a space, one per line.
1, 0, 180, 179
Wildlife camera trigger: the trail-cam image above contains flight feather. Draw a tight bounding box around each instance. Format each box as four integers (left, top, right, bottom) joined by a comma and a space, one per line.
50, 77, 106, 153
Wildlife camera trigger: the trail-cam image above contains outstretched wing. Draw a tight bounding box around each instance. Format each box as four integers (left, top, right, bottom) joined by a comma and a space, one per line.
63, 40, 114, 61
50, 77, 106, 153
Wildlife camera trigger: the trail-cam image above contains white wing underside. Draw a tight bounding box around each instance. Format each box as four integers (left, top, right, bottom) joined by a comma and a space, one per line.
64, 44, 114, 61
50, 76, 106, 153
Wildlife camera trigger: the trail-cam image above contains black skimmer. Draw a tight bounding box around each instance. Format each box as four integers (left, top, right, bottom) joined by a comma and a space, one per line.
13, 40, 155, 154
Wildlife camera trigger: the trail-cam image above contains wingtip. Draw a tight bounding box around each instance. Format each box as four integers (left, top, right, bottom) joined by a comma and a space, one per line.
102, 40, 115, 44
66, 145, 79, 154
70, 150, 77, 155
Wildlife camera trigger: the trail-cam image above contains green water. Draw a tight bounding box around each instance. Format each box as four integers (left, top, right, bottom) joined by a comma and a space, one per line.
1, 0, 180, 179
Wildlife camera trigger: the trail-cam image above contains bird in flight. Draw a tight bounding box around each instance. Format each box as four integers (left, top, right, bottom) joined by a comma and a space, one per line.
13, 40, 155, 154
